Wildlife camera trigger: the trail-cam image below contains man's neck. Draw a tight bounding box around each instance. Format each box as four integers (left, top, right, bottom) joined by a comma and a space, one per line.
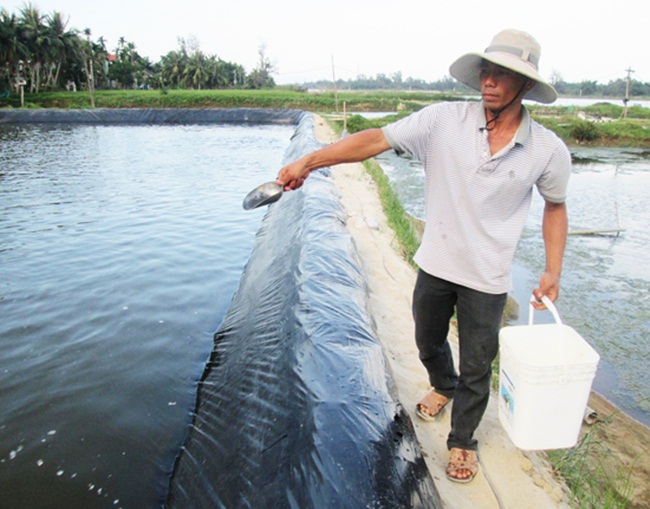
485, 103, 524, 135
484, 104, 524, 154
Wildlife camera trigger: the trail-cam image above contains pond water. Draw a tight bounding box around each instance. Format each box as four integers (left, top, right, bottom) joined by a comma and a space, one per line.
540, 97, 650, 109
376, 146, 650, 428
0, 123, 292, 508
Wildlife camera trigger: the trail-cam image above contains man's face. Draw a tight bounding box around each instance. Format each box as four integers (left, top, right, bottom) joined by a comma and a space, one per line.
479, 60, 530, 111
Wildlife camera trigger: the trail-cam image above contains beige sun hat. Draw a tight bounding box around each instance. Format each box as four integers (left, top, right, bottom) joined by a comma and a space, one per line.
449, 29, 557, 104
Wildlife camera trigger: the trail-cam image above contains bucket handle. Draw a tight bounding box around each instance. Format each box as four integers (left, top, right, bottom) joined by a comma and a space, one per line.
528, 295, 569, 383
528, 295, 562, 325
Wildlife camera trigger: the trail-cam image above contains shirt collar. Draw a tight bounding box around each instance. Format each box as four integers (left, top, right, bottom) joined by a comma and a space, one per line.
478, 102, 530, 146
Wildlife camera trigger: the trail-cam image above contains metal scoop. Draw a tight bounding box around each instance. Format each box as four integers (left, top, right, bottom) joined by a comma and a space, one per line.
242, 181, 284, 210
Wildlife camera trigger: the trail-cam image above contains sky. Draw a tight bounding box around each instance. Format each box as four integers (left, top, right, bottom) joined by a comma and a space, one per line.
5, 0, 649, 86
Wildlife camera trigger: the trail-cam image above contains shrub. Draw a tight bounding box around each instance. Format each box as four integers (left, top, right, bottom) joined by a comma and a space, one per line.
570, 119, 601, 142
600, 120, 650, 144
346, 114, 374, 133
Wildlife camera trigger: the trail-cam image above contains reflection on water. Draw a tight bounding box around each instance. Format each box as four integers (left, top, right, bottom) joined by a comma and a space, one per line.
376, 146, 650, 427
0, 123, 292, 508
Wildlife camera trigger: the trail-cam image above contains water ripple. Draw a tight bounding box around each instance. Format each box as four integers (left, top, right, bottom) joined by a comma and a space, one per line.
0, 123, 292, 507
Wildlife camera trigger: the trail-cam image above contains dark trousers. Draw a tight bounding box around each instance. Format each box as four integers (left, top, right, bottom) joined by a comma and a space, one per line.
412, 270, 507, 451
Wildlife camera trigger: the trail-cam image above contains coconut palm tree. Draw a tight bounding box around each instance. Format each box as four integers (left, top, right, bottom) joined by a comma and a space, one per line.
0, 9, 27, 91
82, 28, 95, 105
18, 4, 50, 93
159, 49, 185, 88
43, 11, 78, 90
184, 50, 207, 89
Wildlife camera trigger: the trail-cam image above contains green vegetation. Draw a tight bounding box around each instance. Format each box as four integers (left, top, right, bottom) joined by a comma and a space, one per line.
340, 101, 650, 148
571, 119, 602, 143
0, 6, 272, 95
4, 86, 648, 148
345, 112, 411, 132
305, 72, 650, 98
0, 88, 459, 112
327, 115, 422, 266
2, 3, 649, 150
0, 89, 327, 110
548, 419, 636, 508
362, 158, 422, 266
535, 116, 650, 147
4, 5, 650, 104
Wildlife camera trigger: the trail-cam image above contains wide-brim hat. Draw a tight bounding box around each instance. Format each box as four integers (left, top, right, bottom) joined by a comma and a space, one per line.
449, 29, 557, 104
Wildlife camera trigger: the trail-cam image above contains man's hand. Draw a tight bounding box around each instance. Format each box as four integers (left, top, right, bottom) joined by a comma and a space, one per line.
275, 128, 391, 192
532, 271, 561, 310
276, 159, 310, 191
532, 200, 567, 310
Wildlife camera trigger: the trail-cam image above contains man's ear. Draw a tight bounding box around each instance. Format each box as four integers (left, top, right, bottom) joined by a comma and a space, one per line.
525, 79, 535, 92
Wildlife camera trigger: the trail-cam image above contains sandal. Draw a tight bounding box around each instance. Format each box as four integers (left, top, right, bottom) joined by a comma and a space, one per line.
446, 448, 479, 483
415, 390, 450, 421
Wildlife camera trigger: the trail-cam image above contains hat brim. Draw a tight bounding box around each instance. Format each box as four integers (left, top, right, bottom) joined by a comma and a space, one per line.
449, 52, 557, 104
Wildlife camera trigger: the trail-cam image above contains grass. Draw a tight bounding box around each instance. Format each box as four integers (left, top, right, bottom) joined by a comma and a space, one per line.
0, 88, 459, 113
536, 115, 650, 147
361, 158, 422, 267
547, 417, 636, 508
3, 88, 650, 147
325, 114, 422, 268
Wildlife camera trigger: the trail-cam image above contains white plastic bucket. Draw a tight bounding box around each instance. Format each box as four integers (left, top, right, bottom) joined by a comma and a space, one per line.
498, 296, 600, 450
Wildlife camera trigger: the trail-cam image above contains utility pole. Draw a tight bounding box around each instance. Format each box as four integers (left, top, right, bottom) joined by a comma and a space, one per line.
331, 55, 339, 113
18, 60, 25, 108
85, 29, 95, 108
623, 67, 634, 118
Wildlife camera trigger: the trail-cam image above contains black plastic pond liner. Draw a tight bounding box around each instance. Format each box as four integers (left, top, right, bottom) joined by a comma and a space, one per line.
166, 112, 441, 508
0, 107, 303, 125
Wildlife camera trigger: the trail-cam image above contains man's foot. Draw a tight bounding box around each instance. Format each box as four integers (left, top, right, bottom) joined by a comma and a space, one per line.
446, 448, 479, 483
415, 390, 450, 421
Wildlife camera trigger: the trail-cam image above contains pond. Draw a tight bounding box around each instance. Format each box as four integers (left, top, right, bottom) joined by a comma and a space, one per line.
0, 123, 292, 508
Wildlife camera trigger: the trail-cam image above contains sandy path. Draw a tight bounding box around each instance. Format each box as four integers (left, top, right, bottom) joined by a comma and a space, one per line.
311, 114, 571, 509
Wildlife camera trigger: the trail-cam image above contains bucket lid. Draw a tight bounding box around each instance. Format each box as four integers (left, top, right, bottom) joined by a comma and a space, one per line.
500, 323, 600, 368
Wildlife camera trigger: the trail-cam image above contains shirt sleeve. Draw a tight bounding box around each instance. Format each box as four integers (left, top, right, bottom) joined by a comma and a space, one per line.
381, 105, 440, 164
536, 140, 572, 203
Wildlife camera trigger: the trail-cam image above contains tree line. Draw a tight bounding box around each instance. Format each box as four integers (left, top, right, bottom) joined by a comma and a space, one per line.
2, 5, 648, 99
0, 6, 275, 95
302, 72, 650, 99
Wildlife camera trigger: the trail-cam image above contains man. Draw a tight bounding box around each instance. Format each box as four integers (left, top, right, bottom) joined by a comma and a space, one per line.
277, 29, 570, 483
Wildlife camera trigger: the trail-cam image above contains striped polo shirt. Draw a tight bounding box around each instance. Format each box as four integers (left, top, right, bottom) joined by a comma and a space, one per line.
382, 101, 571, 294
